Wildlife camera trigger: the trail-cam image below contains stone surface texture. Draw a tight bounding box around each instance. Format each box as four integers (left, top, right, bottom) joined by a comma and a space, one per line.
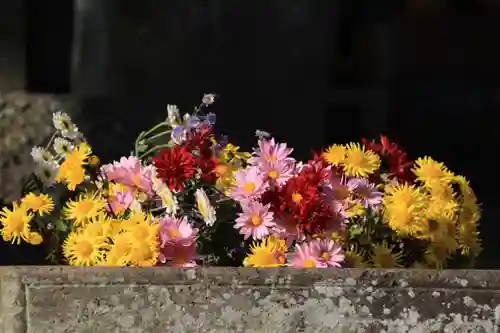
0, 91, 77, 202
0, 267, 499, 332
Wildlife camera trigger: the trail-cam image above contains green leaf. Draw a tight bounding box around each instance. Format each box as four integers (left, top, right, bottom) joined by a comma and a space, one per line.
55, 219, 68, 232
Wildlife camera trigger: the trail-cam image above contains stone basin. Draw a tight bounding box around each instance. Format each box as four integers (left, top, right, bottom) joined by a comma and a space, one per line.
1, 267, 499, 332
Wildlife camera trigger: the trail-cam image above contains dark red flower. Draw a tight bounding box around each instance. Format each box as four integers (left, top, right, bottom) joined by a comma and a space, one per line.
152, 145, 196, 192
187, 124, 213, 154
362, 135, 414, 183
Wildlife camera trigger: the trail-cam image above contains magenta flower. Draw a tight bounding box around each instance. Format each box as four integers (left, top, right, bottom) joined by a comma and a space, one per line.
235, 201, 275, 240
228, 166, 268, 202
289, 242, 327, 268
310, 238, 344, 267
248, 138, 295, 166
158, 216, 198, 267
101, 156, 154, 195
347, 177, 382, 207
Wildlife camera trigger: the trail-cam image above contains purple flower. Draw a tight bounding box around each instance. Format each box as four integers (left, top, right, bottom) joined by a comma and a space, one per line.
347, 177, 382, 207
171, 126, 187, 144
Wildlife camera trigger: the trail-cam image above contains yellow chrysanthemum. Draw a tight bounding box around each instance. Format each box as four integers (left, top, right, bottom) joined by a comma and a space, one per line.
105, 232, 135, 266
412, 156, 454, 187
21, 193, 54, 216
63, 192, 107, 228
426, 185, 459, 220
244, 236, 287, 267
416, 217, 458, 252
323, 144, 346, 167
345, 202, 365, 218
220, 143, 251, 164
63, 231, 107, 266
383, 183, 427, 207
344, 245, 369, 268
424, 243, 451, 269
0, 203, 33, 244
121, 210, 153, 230
128, 240, 159, 267
26, 231, 43, 245
55, 142, 92, 190
383, 184, 428, 235
342, 143, 381, 177
82, 213, 114, 238
214, 163, 238, 193
456, 217, 482, 257
370, 242, 404, 268
123, 219, 159, 244
453, 175, 479, 208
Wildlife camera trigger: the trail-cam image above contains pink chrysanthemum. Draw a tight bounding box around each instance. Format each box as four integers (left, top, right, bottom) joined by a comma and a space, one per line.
310, 238, 344, 267
235, 201, 275, 240
158, 216, 198, 267
248, 138, 295, 166
259, 160, 296, 186
107, 184, 134, 215
228, 166, 267, 202
101, 156, 154, 195
289, 242, 327, 268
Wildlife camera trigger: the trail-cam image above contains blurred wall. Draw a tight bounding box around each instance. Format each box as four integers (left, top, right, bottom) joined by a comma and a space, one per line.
0, 1, 25, 91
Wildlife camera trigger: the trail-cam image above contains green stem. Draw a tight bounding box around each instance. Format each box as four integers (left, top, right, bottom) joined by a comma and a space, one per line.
144, 130, 172, 143
44, 132, 58, 150
139, 143, 170, 159
134, 122, 169, 156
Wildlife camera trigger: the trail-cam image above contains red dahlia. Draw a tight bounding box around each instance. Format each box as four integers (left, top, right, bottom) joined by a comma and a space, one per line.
362, 135, 414, 183
152, 145, 196, 192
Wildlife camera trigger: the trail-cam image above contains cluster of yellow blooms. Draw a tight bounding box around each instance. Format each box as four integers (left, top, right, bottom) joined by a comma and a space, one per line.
1, 190, 160, 266
62, 193, 159, 266
322, 146, 481, 269
382, 157, 481, 268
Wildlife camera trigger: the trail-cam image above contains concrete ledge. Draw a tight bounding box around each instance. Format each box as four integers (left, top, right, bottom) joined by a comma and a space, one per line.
1, 267, 499, 332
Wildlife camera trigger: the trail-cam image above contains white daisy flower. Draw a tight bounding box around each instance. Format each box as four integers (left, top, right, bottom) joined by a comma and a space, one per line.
52, 111, 80, 139
195, 188, 216, 227
166, 104, 181, 128
52, 137, 74, 155
31, 146, 54, 164
35, 161, 58, 186
202, 93, 216, 105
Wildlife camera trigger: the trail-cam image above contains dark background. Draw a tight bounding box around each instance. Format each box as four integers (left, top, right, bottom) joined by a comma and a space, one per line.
2, 0, 500, 267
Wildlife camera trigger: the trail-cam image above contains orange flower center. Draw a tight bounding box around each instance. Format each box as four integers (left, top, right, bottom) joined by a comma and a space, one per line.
250, 215, 262, 226
77, 201, 94, 214
303, 259, 317, 268
243, 182, 256, 193
276, 253, 286, 265
291, 192, 303, 203
321, 252, 330, 262
215, 164, 230, 177
75, 241, 93, 258
9, 214, 25, 232
268, 170, 279, 179
168, 229, 181, 238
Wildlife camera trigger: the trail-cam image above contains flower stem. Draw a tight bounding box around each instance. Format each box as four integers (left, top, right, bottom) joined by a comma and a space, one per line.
139, 143, 170, 160
44, 131, 58, 150
144, 130, 171, 143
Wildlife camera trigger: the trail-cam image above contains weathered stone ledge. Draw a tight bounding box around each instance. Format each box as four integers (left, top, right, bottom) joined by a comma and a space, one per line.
1, 267, 499, 332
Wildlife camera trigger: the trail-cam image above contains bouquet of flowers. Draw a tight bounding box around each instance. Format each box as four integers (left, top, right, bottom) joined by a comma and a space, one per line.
0, 94, 482, 268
